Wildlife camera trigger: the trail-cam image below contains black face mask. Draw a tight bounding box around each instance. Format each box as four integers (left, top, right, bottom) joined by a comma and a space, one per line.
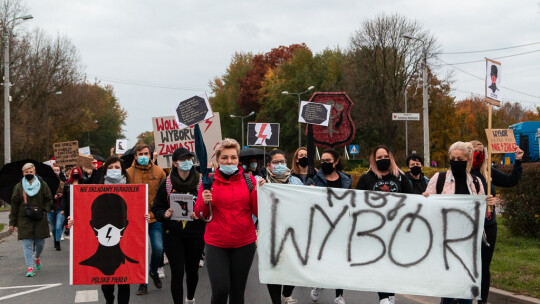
298, 157, 308, 168
376, 159, 391, 172
73, 174, 79, 180
24, 174, 34, 181
450, 160, 468, 178
410, 166, 422, 176
321, 162, 335, 175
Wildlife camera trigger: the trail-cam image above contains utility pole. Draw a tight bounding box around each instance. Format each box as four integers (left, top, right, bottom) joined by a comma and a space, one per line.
4, 34, 11, 164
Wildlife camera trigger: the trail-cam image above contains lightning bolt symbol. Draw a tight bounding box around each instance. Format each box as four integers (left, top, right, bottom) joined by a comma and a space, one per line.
204, 118, 213, 132
257, 124, 268, 144
106, 227, 112, 242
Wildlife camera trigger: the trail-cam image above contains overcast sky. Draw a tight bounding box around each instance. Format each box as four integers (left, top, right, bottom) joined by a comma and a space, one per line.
26, 0, 540, 145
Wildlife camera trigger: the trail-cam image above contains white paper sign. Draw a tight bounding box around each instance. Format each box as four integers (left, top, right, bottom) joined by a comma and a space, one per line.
257, 184, 486, 299
485, 58, 502, 105
173, 93, 214, 130
169, 193, 194, 221
78, 146, 91, 156
298, 101, 331, 126
116, 139, 128, 154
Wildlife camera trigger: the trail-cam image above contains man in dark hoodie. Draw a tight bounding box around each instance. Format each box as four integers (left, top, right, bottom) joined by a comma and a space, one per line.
404, 153, 430, 195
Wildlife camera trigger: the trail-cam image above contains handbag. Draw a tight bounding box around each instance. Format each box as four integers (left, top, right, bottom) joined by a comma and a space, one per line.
23, 191, 43, 220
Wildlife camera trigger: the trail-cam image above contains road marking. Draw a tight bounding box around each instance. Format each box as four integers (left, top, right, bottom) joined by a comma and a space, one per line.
74, 290, 98, 303
0, 283, 62, 301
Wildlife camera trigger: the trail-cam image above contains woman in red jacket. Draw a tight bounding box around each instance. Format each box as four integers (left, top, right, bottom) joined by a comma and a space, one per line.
194, 138, 258, 304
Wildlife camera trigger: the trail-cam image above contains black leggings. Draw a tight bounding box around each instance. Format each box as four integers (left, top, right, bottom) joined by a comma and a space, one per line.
206, 243, 256, 304
163, 233, 205, 303
480, 223, 497, 302
101, 284, 130, 304
267, 284, 295, 304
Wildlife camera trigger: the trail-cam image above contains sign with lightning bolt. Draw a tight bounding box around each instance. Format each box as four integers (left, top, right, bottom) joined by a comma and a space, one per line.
247, 123, 280, 147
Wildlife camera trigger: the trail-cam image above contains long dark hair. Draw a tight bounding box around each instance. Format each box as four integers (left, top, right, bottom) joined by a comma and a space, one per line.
100, 156, 128, 184
321, 148, 343, 171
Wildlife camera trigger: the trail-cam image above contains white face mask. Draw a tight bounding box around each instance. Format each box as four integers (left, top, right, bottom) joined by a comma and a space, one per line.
93, 224, 125, 247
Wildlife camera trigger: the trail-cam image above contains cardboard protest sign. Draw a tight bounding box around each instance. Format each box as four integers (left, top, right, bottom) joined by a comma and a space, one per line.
169, 193, 194, 221
152, 113, 222, 168
298, 101, 331, 126
173, 93, 213, 130
79, 146, 91, 156
53, 141, 79, 167
77, 154, 94, 169
70, 184, 148, 285
116, 139, 128, 155
485, 58, 502, 106
258, 184, 486, 299
247, 123, 280, 147
486, 129, 517, 154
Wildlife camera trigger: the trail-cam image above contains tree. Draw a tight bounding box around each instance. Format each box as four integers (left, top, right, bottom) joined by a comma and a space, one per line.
137, 131, 154, 146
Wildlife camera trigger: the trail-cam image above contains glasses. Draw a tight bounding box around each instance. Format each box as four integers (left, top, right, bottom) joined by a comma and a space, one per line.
320, 159, 334, 164
271, 160, 287, 165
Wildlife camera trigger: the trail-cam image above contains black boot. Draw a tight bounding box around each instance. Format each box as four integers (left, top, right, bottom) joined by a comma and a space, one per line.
55, 241, 61, 251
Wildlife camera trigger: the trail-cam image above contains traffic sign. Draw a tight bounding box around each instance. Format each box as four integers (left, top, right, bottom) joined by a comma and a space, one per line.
392, 113, 420, 121
349, 145, 359, 155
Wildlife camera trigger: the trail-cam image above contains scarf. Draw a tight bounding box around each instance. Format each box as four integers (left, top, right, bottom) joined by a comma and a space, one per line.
266, 168, 292, 184
22, 176, 41, 197
104, 175, 127, 185
170, 168, 200, 193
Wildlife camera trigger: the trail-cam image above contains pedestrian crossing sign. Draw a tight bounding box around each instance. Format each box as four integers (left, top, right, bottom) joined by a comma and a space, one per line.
349, 145, 359, 155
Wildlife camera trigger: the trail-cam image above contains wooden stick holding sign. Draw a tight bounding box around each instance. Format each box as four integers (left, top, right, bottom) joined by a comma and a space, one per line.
485, 58, 503, 213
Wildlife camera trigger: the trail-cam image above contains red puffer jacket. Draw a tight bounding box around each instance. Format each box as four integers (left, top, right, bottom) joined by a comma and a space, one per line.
195, 167, 257, 248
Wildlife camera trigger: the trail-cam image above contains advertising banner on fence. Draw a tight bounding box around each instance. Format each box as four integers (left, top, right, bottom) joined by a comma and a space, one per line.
70, 184, 148, 285
152, 113, 222, 168
257, 184, 486, 299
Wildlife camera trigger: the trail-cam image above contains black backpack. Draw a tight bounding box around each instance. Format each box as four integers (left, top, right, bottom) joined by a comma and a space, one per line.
436, 171, 480, 194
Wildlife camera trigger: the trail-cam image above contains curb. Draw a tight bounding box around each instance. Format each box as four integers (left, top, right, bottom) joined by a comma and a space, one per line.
490, 288, 540, 304
0, 224, 12, 239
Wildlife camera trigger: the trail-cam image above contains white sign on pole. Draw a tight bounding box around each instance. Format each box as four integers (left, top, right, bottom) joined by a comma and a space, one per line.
247, 123, 280, 147
169, 193, 194, 221
485, 58, 502, 106
152, 113, 222, 168
298, 101, 331, 126
392, 113, 420, 121
173, 93, 214, 130
78, 146, 91, 156
258, 184, 486, 299
116, 139, 128, 155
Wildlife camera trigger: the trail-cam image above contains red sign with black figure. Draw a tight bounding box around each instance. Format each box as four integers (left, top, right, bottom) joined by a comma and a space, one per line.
70, 184, 148, 285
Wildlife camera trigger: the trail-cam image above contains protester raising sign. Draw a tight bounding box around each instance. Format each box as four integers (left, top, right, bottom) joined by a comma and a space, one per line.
53, 141, 79, 167
152, 113, 222, 168
70, 184, 148, 285
485, 129, 517, 154
173, 93, 214, 130
258, 184, 486, 299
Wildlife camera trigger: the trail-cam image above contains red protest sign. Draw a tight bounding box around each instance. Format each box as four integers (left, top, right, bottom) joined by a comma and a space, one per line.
70, 184, 148, 285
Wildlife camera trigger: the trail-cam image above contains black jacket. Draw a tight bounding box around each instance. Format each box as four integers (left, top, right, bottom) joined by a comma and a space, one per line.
404, 171, 429, 195
356, 170, 413, 194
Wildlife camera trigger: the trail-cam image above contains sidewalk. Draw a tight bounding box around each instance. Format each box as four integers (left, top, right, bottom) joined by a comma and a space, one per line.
0, 209, 11, 239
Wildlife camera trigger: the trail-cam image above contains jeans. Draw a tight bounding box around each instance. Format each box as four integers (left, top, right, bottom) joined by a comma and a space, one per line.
47, 209, 65, 242
148, 221, 163, 275
22, 238, 45, 268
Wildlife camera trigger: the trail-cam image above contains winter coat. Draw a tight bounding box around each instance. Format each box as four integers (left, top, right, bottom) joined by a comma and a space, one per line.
312, 169, 353, 189
404, 171, 430, 195
126, 160, 166, 223
9, 180, 53, 240
194, 166, 257, 248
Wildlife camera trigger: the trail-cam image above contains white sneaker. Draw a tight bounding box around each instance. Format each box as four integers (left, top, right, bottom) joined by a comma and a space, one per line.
157, 267, 165, 279
185, 298, 195, 304
335, 296, 346, 304
163, 254, 169, 265
281, 296, 298, 304
199, 259, 204, 267
60, 235, 65, 241
310, 288, 321, 302
380, 297, 396, 304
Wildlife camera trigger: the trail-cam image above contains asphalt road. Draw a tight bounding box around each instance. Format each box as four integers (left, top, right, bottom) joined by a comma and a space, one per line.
0, 211, 439, 304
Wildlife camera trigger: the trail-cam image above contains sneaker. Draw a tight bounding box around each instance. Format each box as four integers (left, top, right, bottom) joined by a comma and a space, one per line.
136, 284, 147, 295
310, 288, 321, 302
282, 296, 298, 304
335, 296, 346, 304
199, 259, 204, 267
157, 267, 165, 279
26, 267, 35, 277
60, 235, 65, 241
35, 258, 41, 270
380, 297, 396, 304
185, 298, 196, 304
150, 272, 163, 289
163, 254, 169, 265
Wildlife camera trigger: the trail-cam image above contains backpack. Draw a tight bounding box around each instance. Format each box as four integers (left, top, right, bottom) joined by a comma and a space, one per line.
436, 171, 480, 194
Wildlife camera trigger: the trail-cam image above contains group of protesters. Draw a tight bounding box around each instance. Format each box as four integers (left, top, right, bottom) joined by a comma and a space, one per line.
8, 137, 524, 304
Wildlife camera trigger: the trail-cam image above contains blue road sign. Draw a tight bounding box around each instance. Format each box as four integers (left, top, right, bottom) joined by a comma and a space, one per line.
349, 145, 359, 155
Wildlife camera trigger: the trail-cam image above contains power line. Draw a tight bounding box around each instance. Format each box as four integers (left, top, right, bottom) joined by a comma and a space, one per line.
438, 41, 540, 55
442, 48, 540, 65
87, 74, 208, 91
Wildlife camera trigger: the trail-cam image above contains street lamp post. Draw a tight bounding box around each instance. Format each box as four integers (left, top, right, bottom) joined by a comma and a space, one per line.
402, 34, 430, 167
281, 86, 315, 148
3, 14, 33, 165
230, 111, 255, 148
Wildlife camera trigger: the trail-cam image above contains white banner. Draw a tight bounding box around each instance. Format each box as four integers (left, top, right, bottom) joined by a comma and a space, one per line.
257, 184, 486, 299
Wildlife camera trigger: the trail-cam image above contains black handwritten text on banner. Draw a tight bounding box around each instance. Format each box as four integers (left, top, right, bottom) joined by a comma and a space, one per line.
257, 184, 486, 299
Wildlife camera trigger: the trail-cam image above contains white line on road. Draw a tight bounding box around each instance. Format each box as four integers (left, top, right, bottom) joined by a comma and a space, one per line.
0, 283, 62, 301
74, 290, 98, 303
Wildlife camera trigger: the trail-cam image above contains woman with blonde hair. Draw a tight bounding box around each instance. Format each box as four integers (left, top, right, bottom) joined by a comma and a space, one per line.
469, 140, 523, 304
291, 147, 313, 185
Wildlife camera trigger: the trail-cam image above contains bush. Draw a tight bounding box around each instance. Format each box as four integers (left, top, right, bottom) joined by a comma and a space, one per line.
498, 163, 540, 238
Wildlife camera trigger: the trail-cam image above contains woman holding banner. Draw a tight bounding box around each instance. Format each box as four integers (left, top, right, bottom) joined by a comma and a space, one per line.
355, 145, 413, 304
423, 141, 496, 304
311, 148, 352, 304
469, 140, 523, 304
291, 147, 314, 185
152, 147, 206, 304
194, 138, 258, 304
